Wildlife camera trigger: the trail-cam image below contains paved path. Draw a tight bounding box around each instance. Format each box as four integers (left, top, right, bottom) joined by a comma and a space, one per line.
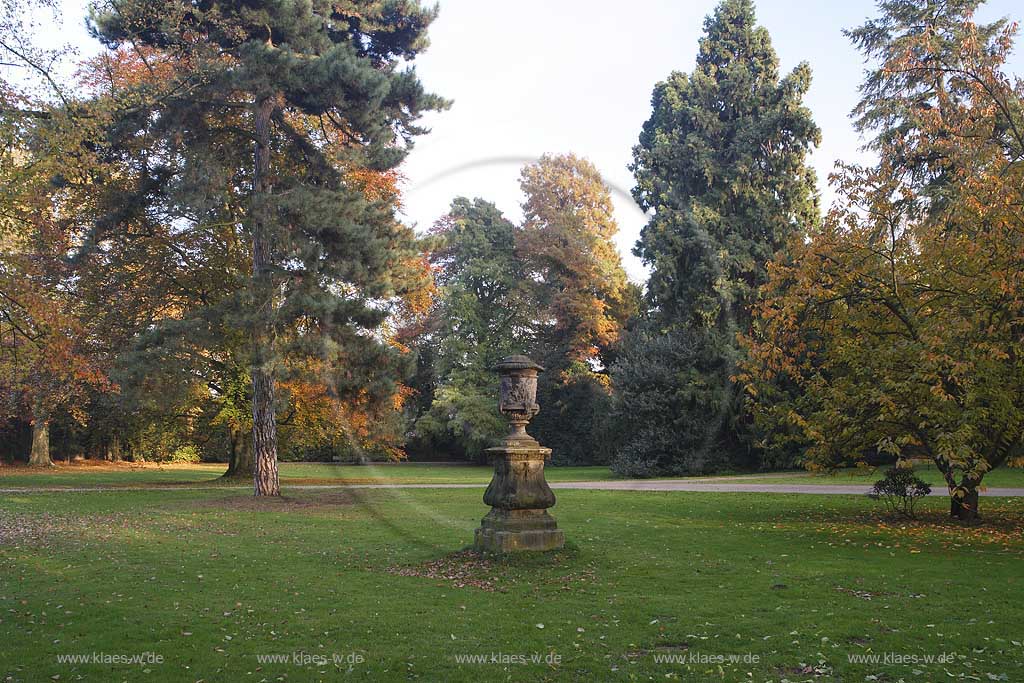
2, 480, 1023, 496
556, 481, 1024, 497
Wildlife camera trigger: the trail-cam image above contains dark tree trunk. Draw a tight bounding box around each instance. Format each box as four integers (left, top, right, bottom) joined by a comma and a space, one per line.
250, 94, 281, 497
951, 485, 981, 523
28, 407, 52, 467
224, 423, 254, 479
125, 438, 145, 463
936, 459, 982, 523
106, 436, 123, 462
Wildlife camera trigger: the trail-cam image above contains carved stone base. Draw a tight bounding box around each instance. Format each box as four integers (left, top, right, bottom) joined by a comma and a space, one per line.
474, 436, 564, 552
482, 444, 555, 509
474, 509, 565, 552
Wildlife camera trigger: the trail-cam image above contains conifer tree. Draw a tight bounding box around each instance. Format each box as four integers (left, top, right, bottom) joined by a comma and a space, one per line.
614, 0, 820, 475
88, 0, 446, 494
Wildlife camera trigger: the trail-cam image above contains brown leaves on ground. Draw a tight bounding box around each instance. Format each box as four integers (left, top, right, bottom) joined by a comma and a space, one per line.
0, 512, 152, 548
776, 663, 834, 678
833, 508, 1023, 550
0, 460, 216, 476
833, 585, 893, 601
0, 490, 359, 549
0, 513, 59, 547
387, 551, 504, 591
761, 503, 1024, 555
621, 642, 690, 660
2, 460, 135, 473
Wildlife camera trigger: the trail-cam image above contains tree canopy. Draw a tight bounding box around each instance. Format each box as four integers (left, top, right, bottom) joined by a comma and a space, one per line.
1, 0, 1022, 527
414, 155, 636, 464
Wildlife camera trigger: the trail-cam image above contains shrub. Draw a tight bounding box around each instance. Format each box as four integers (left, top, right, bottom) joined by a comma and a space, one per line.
868, 466, 931, 518
533, 362, 616, 466
609, 324, 734, 477
169, 445, 201, 464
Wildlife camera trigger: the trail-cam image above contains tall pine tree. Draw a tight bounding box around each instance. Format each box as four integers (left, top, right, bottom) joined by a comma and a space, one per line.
88, 0, 446, 494
613, 0, 819, 475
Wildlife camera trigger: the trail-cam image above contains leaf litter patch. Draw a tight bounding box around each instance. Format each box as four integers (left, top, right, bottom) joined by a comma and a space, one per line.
386, 548, 591, 592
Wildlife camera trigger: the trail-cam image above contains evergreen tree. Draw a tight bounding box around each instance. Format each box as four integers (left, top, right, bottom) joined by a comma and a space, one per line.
87, 0, 446, 494
615, 0, 820, 475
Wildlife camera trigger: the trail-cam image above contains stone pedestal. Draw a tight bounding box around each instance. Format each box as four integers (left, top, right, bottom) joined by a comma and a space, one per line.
473, 355, 564, 553
475, 447, 564, 552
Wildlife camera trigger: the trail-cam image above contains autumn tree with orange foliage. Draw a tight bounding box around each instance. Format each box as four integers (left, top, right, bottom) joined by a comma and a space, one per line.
413, 156, 636, 465
0, 205, 112, 465
517, 154, 639, 464
517, 154, 635, 365
743, 0, 1024, 521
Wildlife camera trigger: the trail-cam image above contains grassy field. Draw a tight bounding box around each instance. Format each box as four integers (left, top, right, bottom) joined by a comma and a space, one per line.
1, 483, 1022, 682
0, 462, 617, 489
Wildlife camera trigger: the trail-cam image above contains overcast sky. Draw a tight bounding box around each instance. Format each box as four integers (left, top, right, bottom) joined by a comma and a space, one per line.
45, 0, 1024, 281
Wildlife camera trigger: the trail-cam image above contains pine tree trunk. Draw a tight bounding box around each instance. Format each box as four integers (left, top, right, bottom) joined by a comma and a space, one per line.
250, 94, 281, 497
252, 369, 279, 495
29, 408, 52, 467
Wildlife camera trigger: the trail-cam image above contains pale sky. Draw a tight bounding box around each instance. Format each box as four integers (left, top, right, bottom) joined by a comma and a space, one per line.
42, 0, 1024, 281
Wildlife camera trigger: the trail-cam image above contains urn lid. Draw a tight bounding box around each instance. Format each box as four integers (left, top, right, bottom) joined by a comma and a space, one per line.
493, 355, 545, 373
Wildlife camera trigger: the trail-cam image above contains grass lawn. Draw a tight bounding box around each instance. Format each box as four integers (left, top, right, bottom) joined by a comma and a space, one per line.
0, 462, 617, 489
733, 463, 1024, 489
1, 485, 1022, 682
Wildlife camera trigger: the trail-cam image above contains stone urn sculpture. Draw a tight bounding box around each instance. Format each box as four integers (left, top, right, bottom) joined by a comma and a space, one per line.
474, 355, 565, 552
